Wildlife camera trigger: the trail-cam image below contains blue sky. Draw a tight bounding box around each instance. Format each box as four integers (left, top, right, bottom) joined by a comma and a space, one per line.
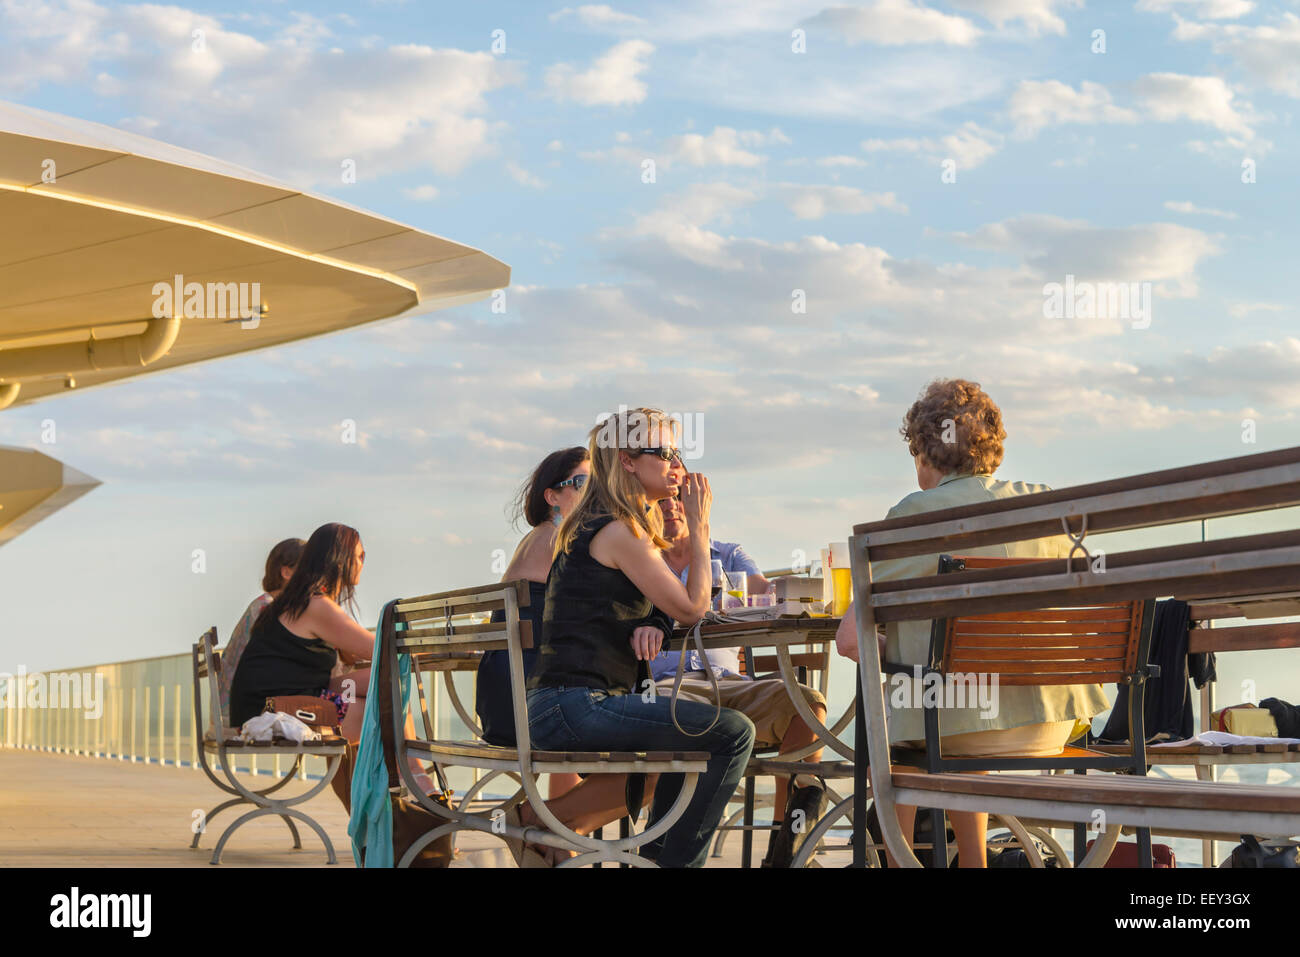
0, 0, 1298, 675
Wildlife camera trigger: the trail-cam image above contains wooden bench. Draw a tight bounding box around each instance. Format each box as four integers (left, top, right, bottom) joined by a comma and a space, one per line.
881, 554, 1159, 866
379, 581, 709, 868
849, 444, 1300, 867
190, 628, 348, 864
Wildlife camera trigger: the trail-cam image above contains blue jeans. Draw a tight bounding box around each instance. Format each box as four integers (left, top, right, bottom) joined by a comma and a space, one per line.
527, 684, 756, 868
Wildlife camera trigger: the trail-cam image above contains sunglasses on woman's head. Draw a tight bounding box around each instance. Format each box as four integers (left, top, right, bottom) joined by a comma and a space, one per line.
554, 473, 588, 491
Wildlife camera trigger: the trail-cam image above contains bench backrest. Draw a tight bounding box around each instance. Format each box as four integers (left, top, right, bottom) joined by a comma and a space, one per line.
931, 555, 1153, 687
191, 627, 224, 737
380, 581, 533, 788
849, 445, 1300, 837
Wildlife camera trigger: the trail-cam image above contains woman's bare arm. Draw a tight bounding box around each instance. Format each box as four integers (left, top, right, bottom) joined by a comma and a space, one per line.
299, 596, 376, 661
593, 521, 710, 623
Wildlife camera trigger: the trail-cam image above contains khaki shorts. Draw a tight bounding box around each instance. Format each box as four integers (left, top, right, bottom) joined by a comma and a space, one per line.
900, 719, 1075, 758
656, 675, 827, 749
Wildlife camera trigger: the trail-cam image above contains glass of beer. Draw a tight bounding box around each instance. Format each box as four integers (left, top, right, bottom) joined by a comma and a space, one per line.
829, 542, 853, 617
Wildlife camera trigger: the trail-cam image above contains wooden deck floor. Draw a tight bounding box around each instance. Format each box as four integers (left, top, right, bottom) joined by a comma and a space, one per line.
0, 749, 767, 867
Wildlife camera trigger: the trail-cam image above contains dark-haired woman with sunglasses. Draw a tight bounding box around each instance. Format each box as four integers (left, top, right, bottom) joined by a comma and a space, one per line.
476, 447, 591, 754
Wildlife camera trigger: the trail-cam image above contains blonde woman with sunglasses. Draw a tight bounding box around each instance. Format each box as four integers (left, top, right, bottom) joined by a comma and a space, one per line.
521, 407, 756, 868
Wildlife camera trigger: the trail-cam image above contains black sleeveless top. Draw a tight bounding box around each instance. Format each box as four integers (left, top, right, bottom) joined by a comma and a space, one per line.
228, 609, 337, 727
529, 512, 673, 694
475, 579, 548, 745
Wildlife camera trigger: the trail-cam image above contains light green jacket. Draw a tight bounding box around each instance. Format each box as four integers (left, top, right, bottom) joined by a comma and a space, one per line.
875, 473, 1112, 743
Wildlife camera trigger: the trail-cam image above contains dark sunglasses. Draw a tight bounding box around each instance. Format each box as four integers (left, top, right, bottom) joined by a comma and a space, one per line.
554, 473, 588, 491
632, 447, 683, 465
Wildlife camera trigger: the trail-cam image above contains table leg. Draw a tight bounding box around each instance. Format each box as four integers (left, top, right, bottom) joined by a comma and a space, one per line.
853, 672, 867, 868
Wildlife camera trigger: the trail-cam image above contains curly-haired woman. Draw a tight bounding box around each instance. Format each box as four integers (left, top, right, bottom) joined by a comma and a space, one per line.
836, 378, 1109, 867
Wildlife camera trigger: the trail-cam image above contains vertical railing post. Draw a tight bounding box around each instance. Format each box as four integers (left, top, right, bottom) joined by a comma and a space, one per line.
175, 683, 182, 767
143, 686, 152, 764
130, 689, 137, 762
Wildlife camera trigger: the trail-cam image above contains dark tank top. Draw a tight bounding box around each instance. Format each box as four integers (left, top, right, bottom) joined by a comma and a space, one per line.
529, 512, 671, 695
475, 579, 548, 745
228, 609, 337, 727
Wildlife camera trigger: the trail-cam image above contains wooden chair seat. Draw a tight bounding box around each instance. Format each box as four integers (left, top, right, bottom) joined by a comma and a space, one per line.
891, 744, 1104, 766
893, 769, 1300, 815
1093, 741, 1300, 755
405, 738, 708, 767
204, 734, 348, 751
746, 757, 854, 778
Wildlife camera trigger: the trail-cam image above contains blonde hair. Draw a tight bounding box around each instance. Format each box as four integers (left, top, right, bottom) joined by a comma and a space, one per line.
554, 407, 679, 558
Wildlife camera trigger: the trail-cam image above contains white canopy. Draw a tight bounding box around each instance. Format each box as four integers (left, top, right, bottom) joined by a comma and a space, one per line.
0, 100, 510, 409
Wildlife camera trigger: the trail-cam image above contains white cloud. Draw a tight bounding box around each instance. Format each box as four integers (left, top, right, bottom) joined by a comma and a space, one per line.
545, 39, 654, 105
776, 185, 908, 220
816, 155, 868, 167
949, 0, 1082, 36
1171, 12, 1300, 98
1163, 199, 1239, 219
1227, 301, 1285, 319
546, 139, 564, 151
1137, 0, 1255, 20
1134, 72, 1256, 138
1007, 80, 1139, 136
403, 184, 440, 200
0, 1, 520, 184
804, 1, 983, 46
948, 214, 1221, 297
549, 5, 647, 27
506, 161, 545, 188
862, 121, 1004, 169
662, 126, 788, 167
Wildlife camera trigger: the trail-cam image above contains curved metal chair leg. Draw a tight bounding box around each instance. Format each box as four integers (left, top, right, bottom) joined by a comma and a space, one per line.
1078, 824, 1122, 868
791, 793, 871, 868
1025, 824, 1073, 868
450, 771, 523, 855
560, 849, 658, 868
397, 821, 463, 868
280, 814, 303, 849
990, 814, 1045, 868
711, 806, 747, 858
210, 806, 337, 865
191, 796, 245, 849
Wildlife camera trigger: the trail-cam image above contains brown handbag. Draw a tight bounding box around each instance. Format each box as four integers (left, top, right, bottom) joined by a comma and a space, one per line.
328, 739, 454, 867
263, 695, 341, 730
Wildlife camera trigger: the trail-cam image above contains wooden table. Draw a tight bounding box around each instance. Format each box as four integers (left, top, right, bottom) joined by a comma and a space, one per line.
668, 615, 864, 867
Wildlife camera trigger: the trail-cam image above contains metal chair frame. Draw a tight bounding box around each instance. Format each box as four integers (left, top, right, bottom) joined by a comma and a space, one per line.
381, 581, 709, 868
189, 628, 347, 864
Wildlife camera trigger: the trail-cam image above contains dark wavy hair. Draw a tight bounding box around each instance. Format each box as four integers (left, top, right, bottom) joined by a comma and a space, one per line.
510, 446, 589, 529
261, 538, 305, 594
260, 523, 362, 626
900, 378, 1006, 475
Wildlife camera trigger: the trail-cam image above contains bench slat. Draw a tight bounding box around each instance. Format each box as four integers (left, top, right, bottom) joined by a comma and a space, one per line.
893, 769, 1300, 814
405, 739, 709, 764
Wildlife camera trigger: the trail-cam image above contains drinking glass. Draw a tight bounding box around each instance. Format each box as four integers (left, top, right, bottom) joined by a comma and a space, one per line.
710, 559, 725, 611
723, 569, 748, 611
829, 541, 852, 617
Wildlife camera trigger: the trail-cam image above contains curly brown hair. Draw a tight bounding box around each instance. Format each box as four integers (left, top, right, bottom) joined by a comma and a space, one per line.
900, 378, 1006, 475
